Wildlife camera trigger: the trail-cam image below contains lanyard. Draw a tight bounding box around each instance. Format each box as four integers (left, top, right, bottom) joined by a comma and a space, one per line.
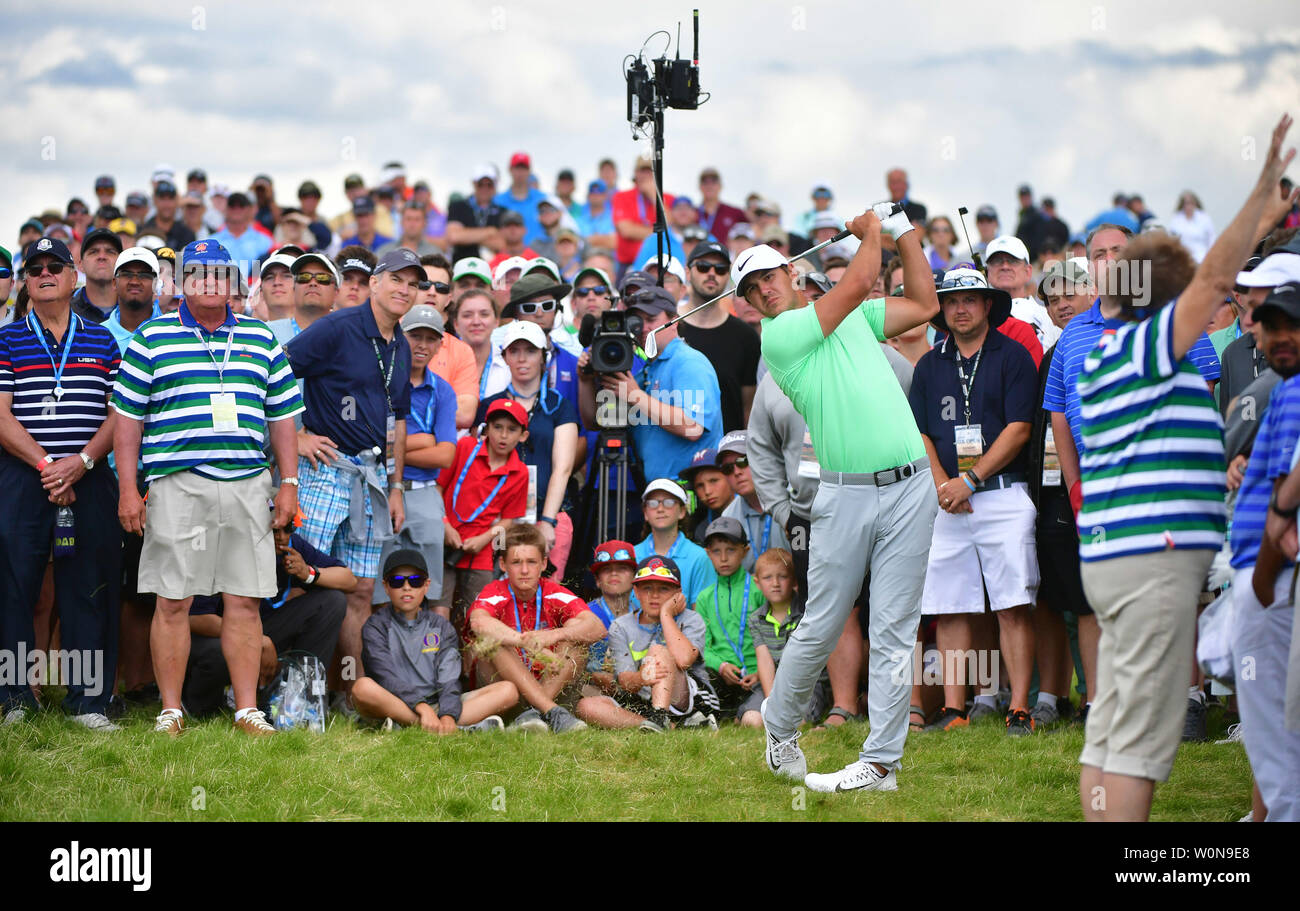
508, 374, 557, 416
371, 339, 396, 415
714, 574, 751, 676
479, 360, 492, 398
666, 532, 685, 561
698, 205, 718, 240
760, 515, 771, 554
451, 438, 509, 523
420, 381, 435, 436
27, 312, 77, 399
954, 343, 984, 425
509, 586, 545, 670
189, 320, 236, 392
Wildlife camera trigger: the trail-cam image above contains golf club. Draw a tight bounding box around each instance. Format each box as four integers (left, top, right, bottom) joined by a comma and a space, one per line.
955, 206, 985, 274
642, 204, 901, 358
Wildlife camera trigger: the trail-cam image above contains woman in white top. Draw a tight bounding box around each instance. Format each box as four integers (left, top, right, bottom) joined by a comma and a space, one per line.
1167, 190, 1216, 262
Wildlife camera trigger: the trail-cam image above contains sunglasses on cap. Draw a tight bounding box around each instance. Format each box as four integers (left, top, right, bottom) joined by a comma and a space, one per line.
385, 573, 428, 589
719, 456, 749, 475
938, 274, 986, 290
24, 262, 71, 278
634, 564, 679, 583
595, 548, 633, 563
692, 262, 727, 275
295, 272, 335, 285
574, 285, 610, 298
516, 298, 558, 315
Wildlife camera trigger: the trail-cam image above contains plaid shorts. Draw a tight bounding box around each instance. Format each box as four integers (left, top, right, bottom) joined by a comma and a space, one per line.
297, 456, 387, 579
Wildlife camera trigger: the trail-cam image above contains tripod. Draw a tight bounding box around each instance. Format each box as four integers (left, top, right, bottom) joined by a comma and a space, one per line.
572, 425, 646, 586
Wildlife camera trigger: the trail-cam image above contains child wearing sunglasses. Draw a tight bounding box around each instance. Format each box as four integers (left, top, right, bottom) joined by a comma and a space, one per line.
582, 540, 640, 695
355, 549, 517, 733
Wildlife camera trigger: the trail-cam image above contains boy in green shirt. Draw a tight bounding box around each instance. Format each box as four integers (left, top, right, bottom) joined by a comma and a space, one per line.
696, 517, 766, 727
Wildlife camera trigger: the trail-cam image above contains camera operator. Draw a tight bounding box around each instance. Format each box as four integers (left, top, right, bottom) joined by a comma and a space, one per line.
578, 286, 722, 485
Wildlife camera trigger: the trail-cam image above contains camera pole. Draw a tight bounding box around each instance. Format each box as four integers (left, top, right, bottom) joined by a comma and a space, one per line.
652, 106, 667, 288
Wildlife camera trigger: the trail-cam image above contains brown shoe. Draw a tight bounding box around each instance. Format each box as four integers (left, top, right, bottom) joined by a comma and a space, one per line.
154, 709, 185, 737
233, 709, 276, 737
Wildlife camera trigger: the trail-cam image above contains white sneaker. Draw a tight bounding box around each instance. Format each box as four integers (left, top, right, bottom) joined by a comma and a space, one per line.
3, 707, 27, 726
1238, 811, 1253, 822
805, 760, 898, 794
71, 713, 121, 732
761, 698, 806, 780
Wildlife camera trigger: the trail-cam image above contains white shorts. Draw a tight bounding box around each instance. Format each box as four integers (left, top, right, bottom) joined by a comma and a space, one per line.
920, 482, 1039, 615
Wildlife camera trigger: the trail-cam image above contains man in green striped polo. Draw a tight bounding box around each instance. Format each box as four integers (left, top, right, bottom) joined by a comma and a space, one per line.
111, 239, 304, 738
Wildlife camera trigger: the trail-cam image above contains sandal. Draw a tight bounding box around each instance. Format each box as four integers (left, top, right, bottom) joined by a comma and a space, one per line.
909, 707, 927, 731
815, 706, 864, 730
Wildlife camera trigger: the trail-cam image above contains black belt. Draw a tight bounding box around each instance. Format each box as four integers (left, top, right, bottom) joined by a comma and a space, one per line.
977, 471, 1027, 492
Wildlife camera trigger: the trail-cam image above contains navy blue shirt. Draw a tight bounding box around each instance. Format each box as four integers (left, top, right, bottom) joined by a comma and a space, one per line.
476, 388, 579, 519
909, 327, 1038, 479
190, 533, 345, 618
407, 368, 458, 483
285, 304, 412, 455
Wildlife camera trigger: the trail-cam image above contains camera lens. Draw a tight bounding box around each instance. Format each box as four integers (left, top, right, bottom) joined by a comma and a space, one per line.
599, 340, 626, 365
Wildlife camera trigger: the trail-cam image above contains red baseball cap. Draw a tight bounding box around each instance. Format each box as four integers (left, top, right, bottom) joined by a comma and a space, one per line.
590, 540, 637, 574
509, 152, 531, 169
485, 398, 529, 429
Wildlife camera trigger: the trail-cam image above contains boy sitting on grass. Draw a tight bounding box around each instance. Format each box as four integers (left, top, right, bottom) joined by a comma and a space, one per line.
583, 540, 639, 696
469, 524, 605, 733
697, 517, 766, 728
751, 548, 830, 724
576, 555, 719, 732
354, 550, 517, 733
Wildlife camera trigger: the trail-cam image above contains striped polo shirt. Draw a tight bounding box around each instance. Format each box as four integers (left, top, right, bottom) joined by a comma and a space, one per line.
0, 310, 119, 458
1229, 375, 1300, 570
1076, 301, 1226, 561
111, 301, 303, 482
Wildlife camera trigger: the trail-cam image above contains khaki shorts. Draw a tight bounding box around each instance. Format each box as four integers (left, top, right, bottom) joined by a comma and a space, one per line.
139, 470, 278, 601
1079, 548, 1214, 782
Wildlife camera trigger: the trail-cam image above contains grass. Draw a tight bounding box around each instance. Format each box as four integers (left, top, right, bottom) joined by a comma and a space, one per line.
0, 703, 1253, 821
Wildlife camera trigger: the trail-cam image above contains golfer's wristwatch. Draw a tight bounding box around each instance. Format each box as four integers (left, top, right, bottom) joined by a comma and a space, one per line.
78, 452, 94, 470
280, 477, 299, 487
1269, 489, 1297, 518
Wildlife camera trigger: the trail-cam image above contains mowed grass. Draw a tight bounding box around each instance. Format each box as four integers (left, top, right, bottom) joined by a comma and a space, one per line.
0, 705, 1252, 822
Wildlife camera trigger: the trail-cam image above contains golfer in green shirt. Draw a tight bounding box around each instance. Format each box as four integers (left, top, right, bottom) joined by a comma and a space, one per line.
736, 204, 939, 793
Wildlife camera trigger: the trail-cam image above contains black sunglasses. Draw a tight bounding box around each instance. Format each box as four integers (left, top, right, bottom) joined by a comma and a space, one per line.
385, 573, 428, 589
720, 456, 749, 475
430, 281, 451, 294
25, 262, 71, 278
574, 285, 610, 298
692, 262, 728, 275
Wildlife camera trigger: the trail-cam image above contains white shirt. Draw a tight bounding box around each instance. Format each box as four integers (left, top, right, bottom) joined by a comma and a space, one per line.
1011, 296, 1060, 349
1167, 209, 1216, 262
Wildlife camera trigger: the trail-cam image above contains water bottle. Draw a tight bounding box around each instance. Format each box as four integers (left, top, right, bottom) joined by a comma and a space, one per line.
54, 506, 75, 558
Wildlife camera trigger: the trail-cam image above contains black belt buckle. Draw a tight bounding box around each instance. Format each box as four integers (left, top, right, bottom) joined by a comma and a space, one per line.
874, 462, 913, 486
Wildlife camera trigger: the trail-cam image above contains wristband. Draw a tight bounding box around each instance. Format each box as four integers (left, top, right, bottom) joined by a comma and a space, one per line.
537, 516, 558, 528
36, 456, 52, 471
280, 476, 299, 487
1270, 489, 1298, 519
961, 473, 977, 493
304, 566, 320, 586
966, 466, 982, 484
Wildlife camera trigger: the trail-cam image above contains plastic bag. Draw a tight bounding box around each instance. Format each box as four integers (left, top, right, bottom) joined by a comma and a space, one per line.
1197, 588, 1236, 688
267, 652, 327, 732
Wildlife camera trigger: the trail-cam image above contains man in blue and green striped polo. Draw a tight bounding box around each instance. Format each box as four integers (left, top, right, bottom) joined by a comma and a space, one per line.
111, 238, 304, 738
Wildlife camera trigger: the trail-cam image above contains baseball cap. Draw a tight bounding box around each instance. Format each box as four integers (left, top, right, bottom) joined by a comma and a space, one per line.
125, 191, 149, 208
504, 272, 572, 316
537, 196, 562, 212
374, 247, 424, 276
686, 241, 730, 267
108, 218, 137, 236
401, 304, 445, 335
180, 239, 233, 268
672, 195, 695, 210
555, 227, 580, 245
186, 168, 207, 183
619, 270, 653, 295
933, 267, 1013, 333
343, 173, 365, 190
590, 540, 637, 574
1236, 253, 1300, 289
338, 254, 373, 277
975, 205, 998, 221
731, 243, 788, 297
297, 180, 322, 198
573, 265, 614, 290
226, 191, 253, 208
522, 256, 561, 282
760, 225, 789, 246
94, 175, 115, 190
81, 226, 124, 255
485, 397, 529, 429
625, 286, 678, 317
642, 477, 688, 506
633, 154, 653, 172
1017, 184, 1033, 196
754, 198, 781, 217
633, 554, 681, 588
587, 179, 609, 194
681, 448, 721, 480
810, 212, 841, 232
471, 163, 500, 184
0, 246, 11, 269
380, 162, 406, 184
453, 257, 493, 286
1037, 258, 1090, 301
23, 237, 74, 266
811, 185, 832, 199
640, 255, 687, 284
291, 252, 341, 286
1251, 283, 1300, 323
728, 222, 756, 241
717, 430, 747, 457
114, 247, 159, 275
151, 164, 175, 183
493, 256, 528, 287
500, 210, 525, 228
210, 183, 230, 198
984, 235, 1031, 264
498, 318, 549, 353
509, 152, 531, 169
251, 173, 272, 188
259, 252, 297, 277
382, 548, 428, 579
352, 195, 376, 216
703, 516, 748, 545
699, 166, 721, 181
154, 180, 177, 197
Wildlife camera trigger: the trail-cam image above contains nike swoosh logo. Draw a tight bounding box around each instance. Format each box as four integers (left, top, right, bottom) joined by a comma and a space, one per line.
629, 644, 649, 662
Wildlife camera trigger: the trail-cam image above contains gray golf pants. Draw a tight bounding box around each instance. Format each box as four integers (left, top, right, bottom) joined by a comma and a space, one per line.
767, 466, 937, 770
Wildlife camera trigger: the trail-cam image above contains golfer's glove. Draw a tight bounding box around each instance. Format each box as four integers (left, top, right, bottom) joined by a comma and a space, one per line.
872, 202, 914, 240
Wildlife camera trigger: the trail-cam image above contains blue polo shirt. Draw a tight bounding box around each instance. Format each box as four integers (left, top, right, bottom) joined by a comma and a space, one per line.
632, 336, 723, 483
105, 301, 162, 355
1043, 298, 1221, 454
909, 328, 1038, 479
476, 388, 579, 517
634, 531, 714, 609
0, 311, 119, 458
494, 188, 549, 245
190, 533, 344, 618
285, 304, 412, 456
575, 203, 615, 239
407, 368, 458, 483
1230, 376, 1300, 570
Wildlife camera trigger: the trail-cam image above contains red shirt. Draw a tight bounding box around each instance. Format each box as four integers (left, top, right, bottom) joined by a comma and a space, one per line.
438, 435, 529, 570
488, 248, 539, 271
470, 578, 591, 677
998, 316, 1043, 369
611, 188, 675, 265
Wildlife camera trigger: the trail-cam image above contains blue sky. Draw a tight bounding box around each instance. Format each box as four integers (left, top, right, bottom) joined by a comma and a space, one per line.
2, 0, 1297, 245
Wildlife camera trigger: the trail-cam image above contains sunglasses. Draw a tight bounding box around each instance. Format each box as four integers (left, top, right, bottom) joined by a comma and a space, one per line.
643, 497, 682, 510
574, 286, 610, 298
719, 456, 749, 475
517, 299, 558, 315
595, 548, 633, 562
429, 281, 451, 294
117, 269, 156, 281
25, 262, 70, 278
416, 280, 433, 291
938, 275, 986, 290
68, 208, 89, 216
295, 272, 335, 285
693, 262, 728, 275
385, 573, 428, 589
0, 268, 11, 279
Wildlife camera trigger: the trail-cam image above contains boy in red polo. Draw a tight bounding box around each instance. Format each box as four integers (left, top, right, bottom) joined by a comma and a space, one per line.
469, 524, 606, 733
435, 399, 530, 630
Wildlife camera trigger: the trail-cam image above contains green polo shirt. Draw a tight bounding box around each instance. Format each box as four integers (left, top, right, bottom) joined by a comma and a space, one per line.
761, 298, 925, 473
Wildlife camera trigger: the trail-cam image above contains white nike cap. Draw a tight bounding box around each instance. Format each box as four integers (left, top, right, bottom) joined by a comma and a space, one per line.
730, 244, 788, 298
